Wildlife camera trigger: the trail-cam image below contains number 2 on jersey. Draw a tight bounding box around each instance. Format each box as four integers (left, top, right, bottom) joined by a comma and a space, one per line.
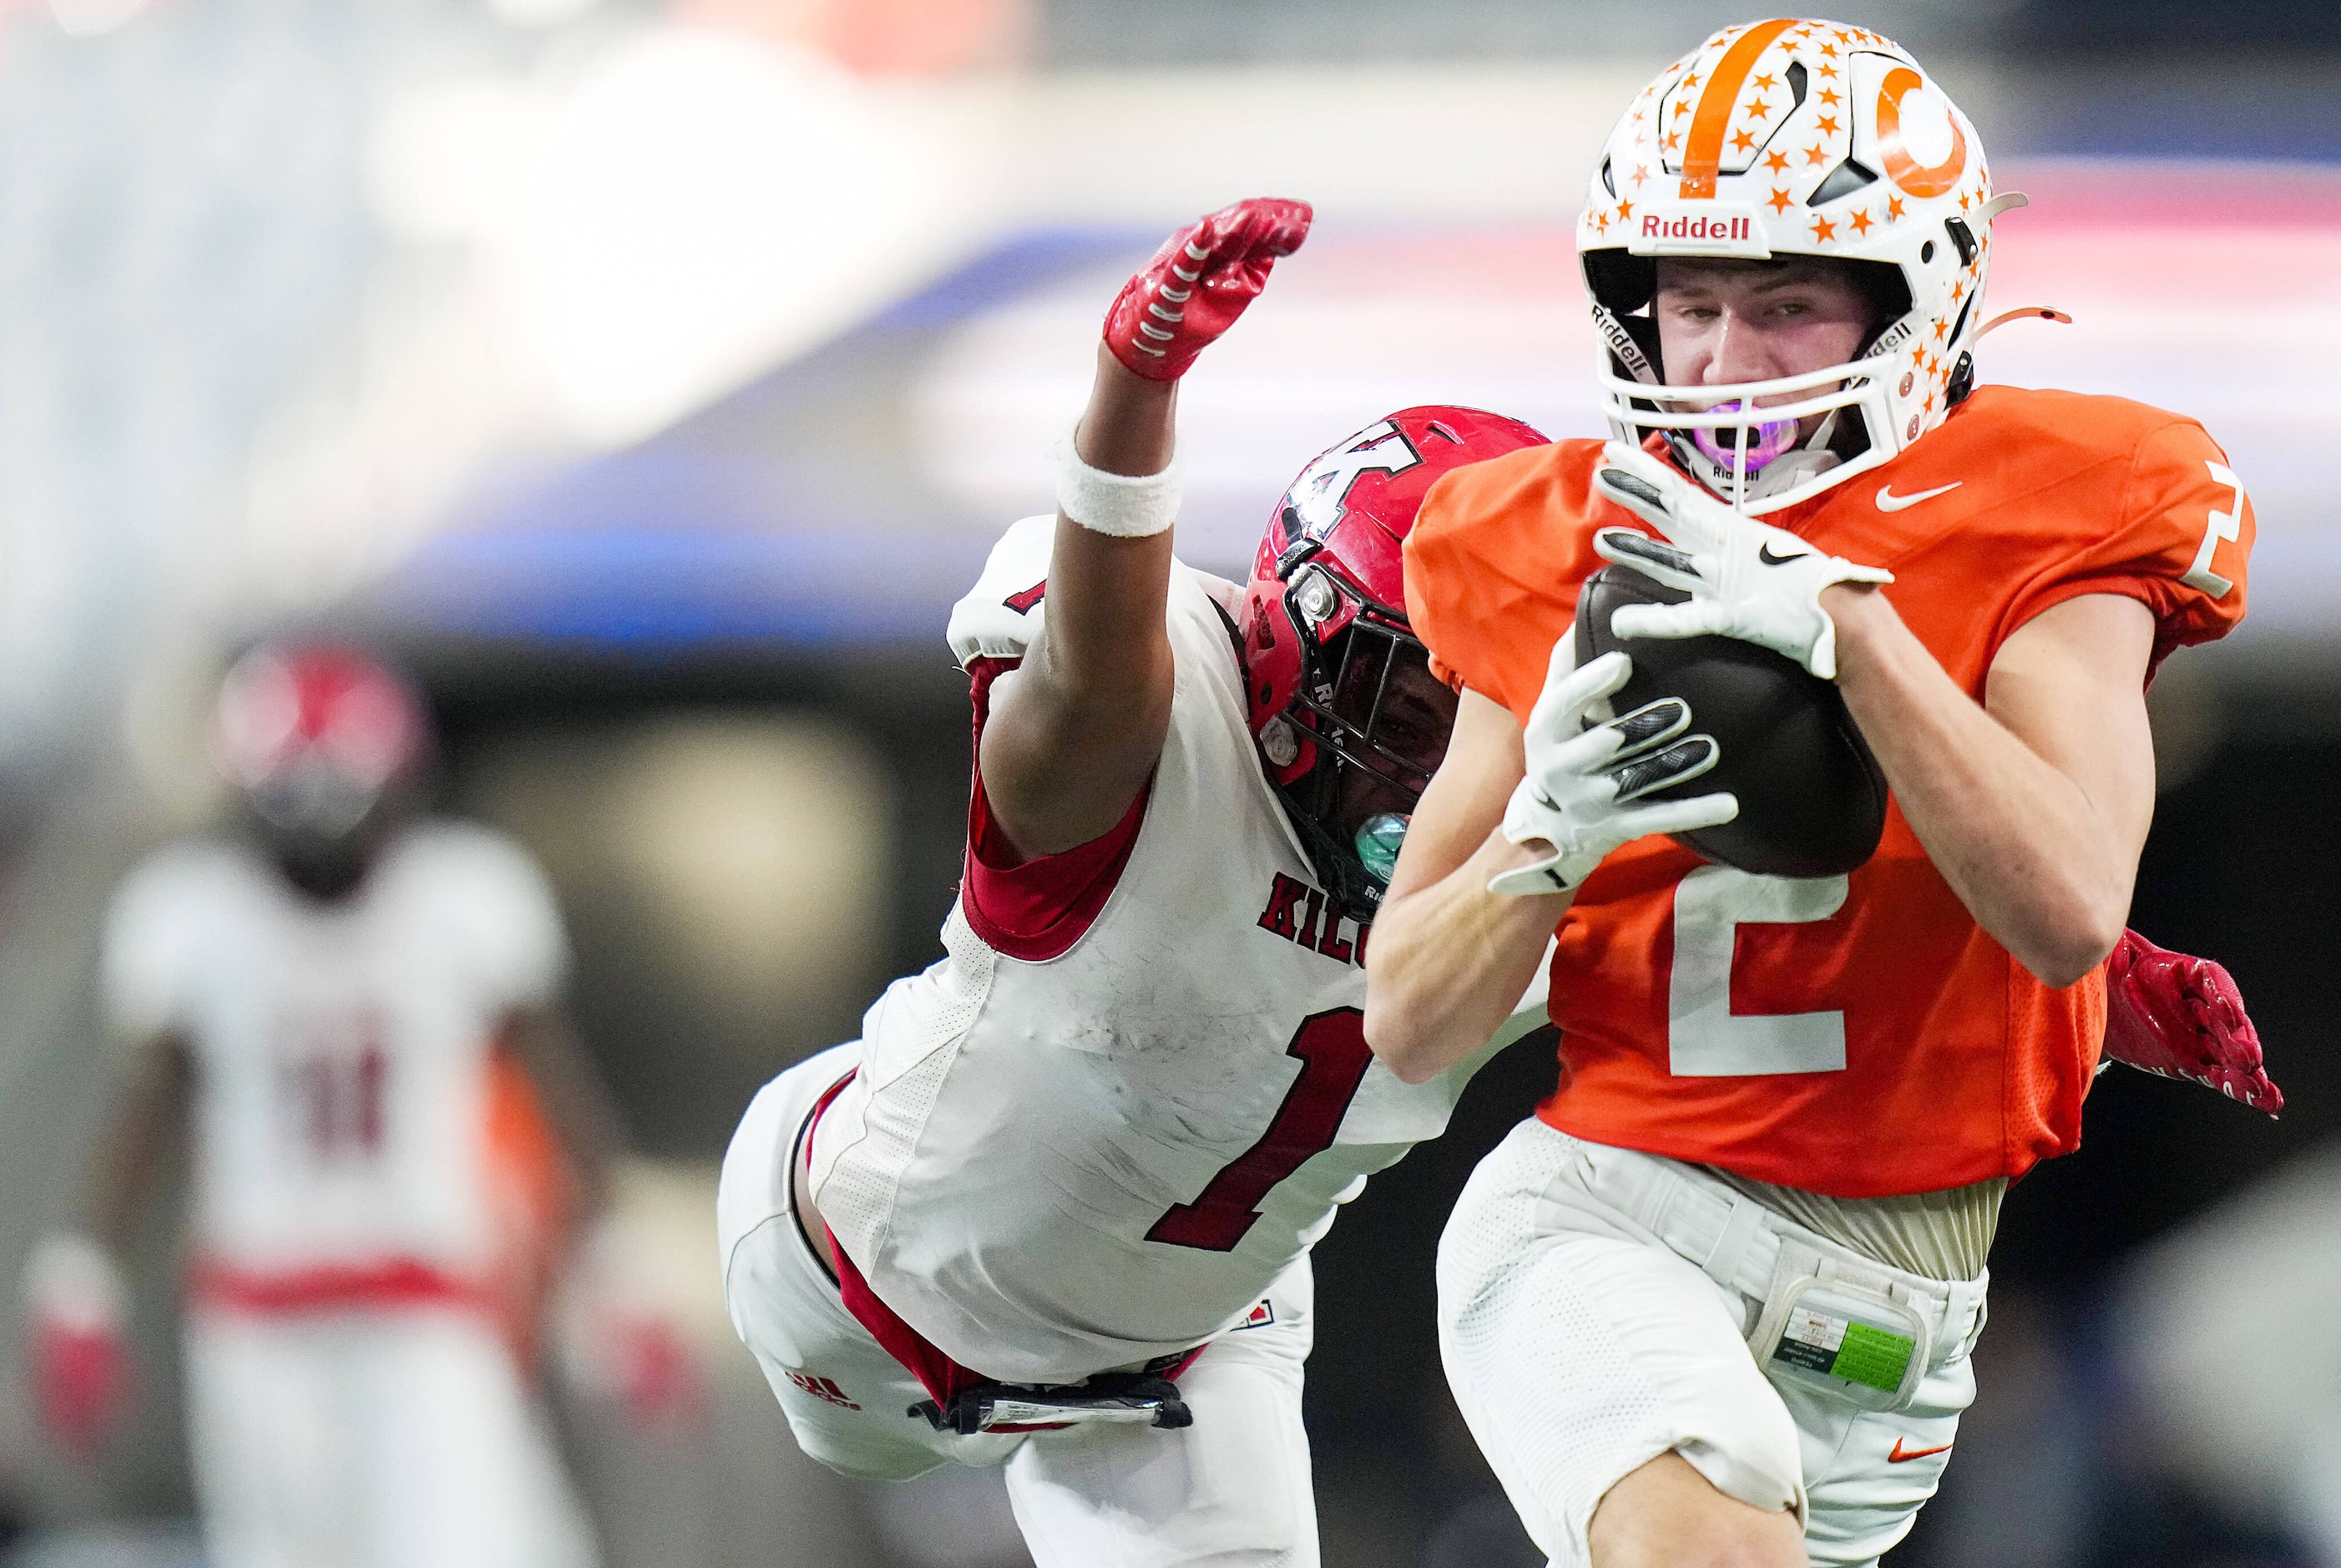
1145, 1008, 1373, 1252
1670, 866, 1848, 1076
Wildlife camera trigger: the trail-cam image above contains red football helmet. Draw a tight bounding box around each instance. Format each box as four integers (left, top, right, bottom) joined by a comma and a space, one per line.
1237, 406, 1548, 911
213, 643, 429, 876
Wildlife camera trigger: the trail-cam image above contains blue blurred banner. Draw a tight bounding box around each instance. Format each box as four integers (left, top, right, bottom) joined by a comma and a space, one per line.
375, 159, 2341, 660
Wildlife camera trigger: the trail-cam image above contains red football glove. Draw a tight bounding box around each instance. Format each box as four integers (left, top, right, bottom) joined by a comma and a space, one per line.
23, 1233, 129, 1459
2102, 928, 2283, 1116
1102, 198, 1312, 381
552, 1216, 708, 1434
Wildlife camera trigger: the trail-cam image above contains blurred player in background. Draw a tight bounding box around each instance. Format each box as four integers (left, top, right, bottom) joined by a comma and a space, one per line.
1366, 19, 2268, 1568
23, 643, 627, 1568
719, 200, 1554, 1565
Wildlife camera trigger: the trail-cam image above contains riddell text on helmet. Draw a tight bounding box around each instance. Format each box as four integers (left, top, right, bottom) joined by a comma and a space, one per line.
1622, 204, 1772, 258
1646, 215, 1751, 241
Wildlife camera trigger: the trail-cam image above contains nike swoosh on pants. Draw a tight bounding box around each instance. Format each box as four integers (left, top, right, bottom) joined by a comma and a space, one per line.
1888, 1438, 1954, 1463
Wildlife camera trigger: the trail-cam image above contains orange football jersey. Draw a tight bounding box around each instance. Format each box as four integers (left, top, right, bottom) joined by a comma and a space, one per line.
1404, 386, 2253, 1196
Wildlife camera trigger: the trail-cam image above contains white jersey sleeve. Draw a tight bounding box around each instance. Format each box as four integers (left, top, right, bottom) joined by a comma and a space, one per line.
412, 823, 569, 1014
944, 514, 1055, 667
102, 842, 246, 1046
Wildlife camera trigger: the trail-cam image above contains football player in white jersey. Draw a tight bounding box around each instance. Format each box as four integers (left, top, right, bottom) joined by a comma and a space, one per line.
26, 644, 615, 1568
718, 200, 1565, 1565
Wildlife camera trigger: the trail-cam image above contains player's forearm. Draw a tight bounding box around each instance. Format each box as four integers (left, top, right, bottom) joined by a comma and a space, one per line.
1039, 344, 1180, 702
1827, 586, 2134, 986
1366, 832, 1566, 1083
980, 350, 1181, 857
83, 1039, 190, 1252
503, 1009, 626, 1219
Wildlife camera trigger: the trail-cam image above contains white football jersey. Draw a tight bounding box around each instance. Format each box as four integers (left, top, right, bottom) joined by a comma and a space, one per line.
103, 821, 567, 1282
808, 516, 1535, 1384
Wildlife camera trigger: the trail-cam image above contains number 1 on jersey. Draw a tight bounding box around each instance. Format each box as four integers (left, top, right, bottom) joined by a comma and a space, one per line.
1145, 1009, 1373, 1252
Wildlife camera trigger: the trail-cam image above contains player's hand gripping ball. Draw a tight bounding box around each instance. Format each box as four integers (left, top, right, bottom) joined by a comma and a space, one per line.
1101, 198, 1312, 381
1488, 647, 1739, 897
1590, 442, 1893, 680
1574, 564, 1889, 879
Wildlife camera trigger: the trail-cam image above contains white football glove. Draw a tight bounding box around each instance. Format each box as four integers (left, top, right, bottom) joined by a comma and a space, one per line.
1590, 442, 1894, 680
1489, 646, 1739, 898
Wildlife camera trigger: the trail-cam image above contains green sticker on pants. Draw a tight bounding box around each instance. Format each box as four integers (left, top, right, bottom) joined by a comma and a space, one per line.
1771, 1307, 1915, 1393
1831, 1321, 1915, 1393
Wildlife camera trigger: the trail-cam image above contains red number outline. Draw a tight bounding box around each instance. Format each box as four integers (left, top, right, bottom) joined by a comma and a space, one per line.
1145, 1008, 1373, 1252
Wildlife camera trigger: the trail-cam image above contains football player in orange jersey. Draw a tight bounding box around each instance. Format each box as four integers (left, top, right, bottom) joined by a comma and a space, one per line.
1362, 18, 2260, 1568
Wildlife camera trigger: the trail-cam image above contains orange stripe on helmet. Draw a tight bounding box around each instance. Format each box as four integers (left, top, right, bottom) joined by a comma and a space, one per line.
1679, 18, 1800, 200
1876, 66, 1968, 198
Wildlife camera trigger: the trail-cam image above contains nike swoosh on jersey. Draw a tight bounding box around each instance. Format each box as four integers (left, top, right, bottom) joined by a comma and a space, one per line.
1875, 481, 1964, 512
1888, 1438, 1955, 1463
1757, 543, 1811, 565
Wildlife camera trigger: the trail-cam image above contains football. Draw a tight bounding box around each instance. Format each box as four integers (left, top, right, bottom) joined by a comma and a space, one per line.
1573, 566, 1888, 878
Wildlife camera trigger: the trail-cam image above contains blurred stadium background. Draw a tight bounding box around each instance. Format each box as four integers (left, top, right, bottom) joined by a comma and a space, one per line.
0, 0, 2333, 1563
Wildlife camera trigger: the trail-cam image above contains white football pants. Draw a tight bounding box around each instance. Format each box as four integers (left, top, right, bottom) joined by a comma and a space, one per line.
721, 1044, 1320, 1568
184, 1305, 599, 1568
1438, 1118, 1987, 1568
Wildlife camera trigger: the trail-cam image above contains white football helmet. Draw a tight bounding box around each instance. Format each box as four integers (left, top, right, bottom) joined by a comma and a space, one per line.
1580, 18, 2028, 513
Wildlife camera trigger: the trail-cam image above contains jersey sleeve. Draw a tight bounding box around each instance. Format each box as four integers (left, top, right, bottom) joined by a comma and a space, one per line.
1403, 444, 1592, 724
99, 849, 212, 1044
1404, 468, 1489, 698
944, 514, 1055, 668
2001, 418, 2253, 671
439, 826, 569, 1011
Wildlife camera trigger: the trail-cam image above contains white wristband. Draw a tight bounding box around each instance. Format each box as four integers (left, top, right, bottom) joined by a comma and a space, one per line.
1054, 435, 1181, 538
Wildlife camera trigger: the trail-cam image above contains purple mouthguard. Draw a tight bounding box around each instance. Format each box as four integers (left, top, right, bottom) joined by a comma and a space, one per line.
1690, 401, 1798, 474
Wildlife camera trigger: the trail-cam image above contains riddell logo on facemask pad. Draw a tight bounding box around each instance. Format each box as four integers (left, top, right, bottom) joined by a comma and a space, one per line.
1626, 204, 1772, 258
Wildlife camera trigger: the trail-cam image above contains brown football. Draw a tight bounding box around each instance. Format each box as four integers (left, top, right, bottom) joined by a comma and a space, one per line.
1573, 566, 1887, 878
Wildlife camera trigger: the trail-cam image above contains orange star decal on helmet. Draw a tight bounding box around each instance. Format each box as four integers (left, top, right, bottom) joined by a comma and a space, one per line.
1888, 194, 1907, 220
1768, 186, 1793, 213
1674, 99, 1692, 118
1816, 114, 1841, 135
1752, 72, 1778, 90
1747, 97, 1770, 119
1818, 61, 1839, 79
1664, 132, 1681, 152
1804, 142, 1830, 165
1848, 209, 1873, 235
1818, 40, 1838, 57
1617, 200, 1635, 219
1764, 149, 1791, 173
1910, 345, 1928, 366
1810, 215, 1838, 241
1818, 87, 1841, 107
1732, 129, 1757, 153
1632, 164, 1651, 187
1681, 71, 1701, 89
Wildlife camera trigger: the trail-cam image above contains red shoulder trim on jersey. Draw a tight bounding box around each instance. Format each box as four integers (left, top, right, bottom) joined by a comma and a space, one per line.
960, 656, 1150, 963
